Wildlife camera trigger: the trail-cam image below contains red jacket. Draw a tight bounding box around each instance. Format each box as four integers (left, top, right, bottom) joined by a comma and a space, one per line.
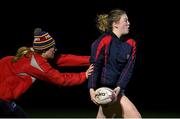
0, 52, 90, 101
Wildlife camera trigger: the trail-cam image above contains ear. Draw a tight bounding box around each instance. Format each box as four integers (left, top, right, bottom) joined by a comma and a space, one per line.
113, 21, 119, 28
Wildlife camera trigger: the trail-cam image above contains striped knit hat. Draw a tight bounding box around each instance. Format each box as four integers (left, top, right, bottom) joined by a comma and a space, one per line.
33, 28, 56, 51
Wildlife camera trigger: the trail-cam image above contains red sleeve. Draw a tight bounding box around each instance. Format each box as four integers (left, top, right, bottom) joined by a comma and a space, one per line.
55, 54, 90, 67
26, 60, 87, 86
47, 69, 87, 86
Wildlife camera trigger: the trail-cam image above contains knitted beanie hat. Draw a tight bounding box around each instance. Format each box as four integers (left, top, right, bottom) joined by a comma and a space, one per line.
33, 28, 56, 51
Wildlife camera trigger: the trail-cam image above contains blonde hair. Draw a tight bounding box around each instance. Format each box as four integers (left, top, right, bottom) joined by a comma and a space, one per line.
96, 9, 126, 32
12, 46, 31, 62
97, 14, 108, 32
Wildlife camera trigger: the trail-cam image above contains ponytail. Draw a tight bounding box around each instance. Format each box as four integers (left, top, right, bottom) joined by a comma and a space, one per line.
96, 14, 108, 32
12, 47, 31, 62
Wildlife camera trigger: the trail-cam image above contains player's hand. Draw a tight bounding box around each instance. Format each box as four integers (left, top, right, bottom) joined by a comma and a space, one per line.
113, 86, 121, 96
85, 64, 94, 78
89, 88, 99, 105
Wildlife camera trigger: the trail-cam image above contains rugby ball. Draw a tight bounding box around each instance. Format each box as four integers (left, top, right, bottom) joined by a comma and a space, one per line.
95, 87, 117, 105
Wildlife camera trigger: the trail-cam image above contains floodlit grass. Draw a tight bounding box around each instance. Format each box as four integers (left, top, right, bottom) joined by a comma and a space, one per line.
26, 108, 97, 118
25, 108, 180, 118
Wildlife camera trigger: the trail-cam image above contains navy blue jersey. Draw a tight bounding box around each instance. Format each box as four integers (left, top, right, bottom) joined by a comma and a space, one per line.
88, 32, 136, 93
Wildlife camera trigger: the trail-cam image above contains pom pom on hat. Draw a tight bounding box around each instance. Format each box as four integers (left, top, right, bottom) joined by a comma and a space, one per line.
33, 28, 56, 51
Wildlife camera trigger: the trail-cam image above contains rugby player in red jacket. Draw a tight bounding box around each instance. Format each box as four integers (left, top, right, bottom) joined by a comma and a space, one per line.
0, 28, 93, 117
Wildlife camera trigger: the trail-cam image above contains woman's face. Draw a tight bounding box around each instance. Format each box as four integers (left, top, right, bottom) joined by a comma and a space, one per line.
113, 14, 130, 35
43, 47, 57, 59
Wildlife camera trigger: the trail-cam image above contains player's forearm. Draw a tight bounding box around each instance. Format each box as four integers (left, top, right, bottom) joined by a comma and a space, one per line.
56, 54, 90, 67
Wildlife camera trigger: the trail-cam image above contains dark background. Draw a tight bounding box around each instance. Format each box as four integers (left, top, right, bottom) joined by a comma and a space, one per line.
0, 0, 179, 117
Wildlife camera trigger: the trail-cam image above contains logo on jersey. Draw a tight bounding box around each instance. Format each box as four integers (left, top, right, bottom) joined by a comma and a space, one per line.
127, 54, 130, 59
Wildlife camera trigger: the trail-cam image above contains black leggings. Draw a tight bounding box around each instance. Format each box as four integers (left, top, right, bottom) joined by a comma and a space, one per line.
0, 99, 27, 117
